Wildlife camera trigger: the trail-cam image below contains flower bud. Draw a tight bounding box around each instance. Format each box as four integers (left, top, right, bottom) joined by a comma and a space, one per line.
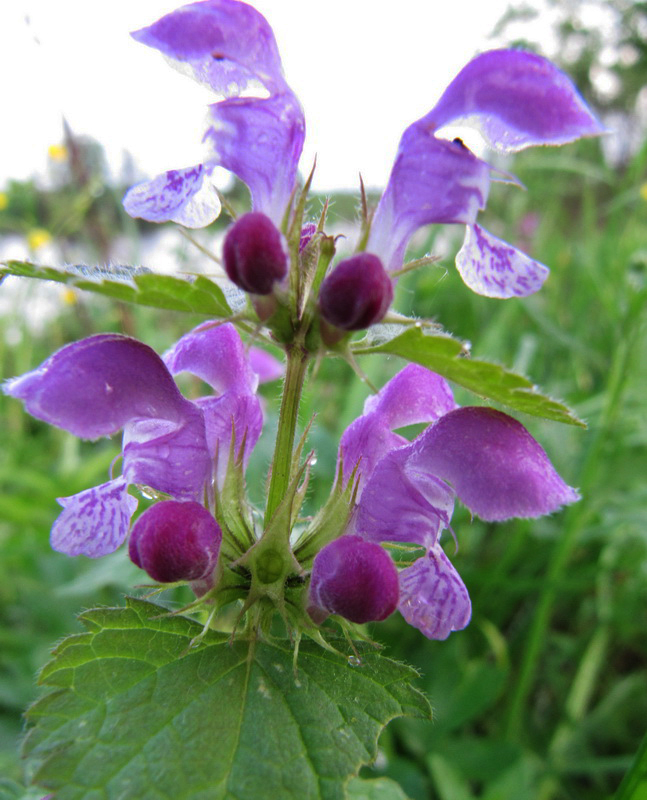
319, 253, 393, 330
309, 535, 399, 624
128, 501, 222, 583
223, 212, 288, 295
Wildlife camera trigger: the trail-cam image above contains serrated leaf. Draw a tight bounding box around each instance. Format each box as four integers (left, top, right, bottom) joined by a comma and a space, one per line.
346, 777, 412, 799
1, 261, 232, 317
24, 597, 430, 800
354, 326, 584, 427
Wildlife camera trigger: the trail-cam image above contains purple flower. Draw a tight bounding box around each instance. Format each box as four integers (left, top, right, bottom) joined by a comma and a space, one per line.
2, 323, 278, 558
367, 49, 604, 297
329, 364, 579, 639
123, 2, 601, 305
123, 0, 305, 227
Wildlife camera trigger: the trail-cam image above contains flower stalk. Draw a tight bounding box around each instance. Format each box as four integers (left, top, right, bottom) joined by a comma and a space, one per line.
264, 344, 310, 526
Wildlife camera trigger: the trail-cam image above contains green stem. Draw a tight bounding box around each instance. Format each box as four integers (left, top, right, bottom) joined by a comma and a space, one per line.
264, 346, 309, 526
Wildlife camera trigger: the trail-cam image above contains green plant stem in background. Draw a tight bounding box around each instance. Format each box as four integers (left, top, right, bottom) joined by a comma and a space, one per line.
504, 291, 645, 742
264, 345, 309, 526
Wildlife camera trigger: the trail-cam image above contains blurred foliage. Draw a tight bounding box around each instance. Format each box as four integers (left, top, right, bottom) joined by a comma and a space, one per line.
492, 0, 647, 120
1, 108, 647, 799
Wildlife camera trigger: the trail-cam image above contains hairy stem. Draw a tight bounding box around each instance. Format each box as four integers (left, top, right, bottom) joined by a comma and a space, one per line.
264, 346, 309, 526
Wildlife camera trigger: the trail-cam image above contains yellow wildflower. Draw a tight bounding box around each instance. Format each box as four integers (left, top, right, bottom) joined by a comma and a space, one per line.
48, 143, 69, 162
27, 229, 52, 251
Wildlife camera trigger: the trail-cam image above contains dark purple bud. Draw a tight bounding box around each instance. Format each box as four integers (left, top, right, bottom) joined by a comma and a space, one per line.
309, 535, 399, 624
223, 212, 287, 295
319, 253, 393, 331
128, 500, 222, 583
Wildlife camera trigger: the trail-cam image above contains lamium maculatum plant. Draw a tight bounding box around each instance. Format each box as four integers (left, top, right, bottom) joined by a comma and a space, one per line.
1, 1, 606, 797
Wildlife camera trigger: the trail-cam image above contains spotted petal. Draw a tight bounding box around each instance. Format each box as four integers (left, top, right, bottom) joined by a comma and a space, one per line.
123, 164, 222, 228
369, 133, 490, 270
456, 223, 549, 298
51, 477, 138, 558
409, 406, 580, 521
131, 0, 287, 96
426, 49, 605, 152
398, 547, 471, 640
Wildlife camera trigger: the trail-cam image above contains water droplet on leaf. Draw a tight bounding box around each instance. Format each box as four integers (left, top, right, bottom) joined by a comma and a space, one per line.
347, 655, 362, 667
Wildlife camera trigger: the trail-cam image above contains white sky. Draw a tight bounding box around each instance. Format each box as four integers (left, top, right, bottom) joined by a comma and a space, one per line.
1, 0, 510, 193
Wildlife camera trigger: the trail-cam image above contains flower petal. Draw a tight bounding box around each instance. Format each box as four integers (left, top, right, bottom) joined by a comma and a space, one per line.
363, 364, 457, 429
427, 49, 605, 152
131, 0, 287, 96
122, 404, 211, 501
356, 446, 454, 549
338, 365, 456, 488
455, 224, 549, 298
398, 548, 471, 640
369, 132, 490, 270
409, 406, 580, 521
51, 477, 138, 558
164, 322, 258, 396
203, 93, 305, 223
123, 164, 222, 228
3, 335, 189, 439
338, 414, 407, 489
196, 393, 263, 488
249, 347, 284, 383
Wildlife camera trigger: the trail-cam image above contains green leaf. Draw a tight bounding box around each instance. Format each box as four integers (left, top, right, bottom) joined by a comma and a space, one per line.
615, 728, 647, 800
346, 776, 412, 799
1, 261, 232, 317
24, 597, 430, 800
354, 326, 584, 427
0, 779, 45, 800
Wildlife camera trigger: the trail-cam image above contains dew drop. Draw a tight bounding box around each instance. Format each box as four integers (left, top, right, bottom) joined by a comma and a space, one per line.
348, 655, 362, 667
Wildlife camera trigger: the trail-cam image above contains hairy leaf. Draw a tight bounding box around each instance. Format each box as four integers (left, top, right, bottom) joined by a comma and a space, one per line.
354, 326, 584, 427
24, 597, 430, 800
1, 261, 232, 317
